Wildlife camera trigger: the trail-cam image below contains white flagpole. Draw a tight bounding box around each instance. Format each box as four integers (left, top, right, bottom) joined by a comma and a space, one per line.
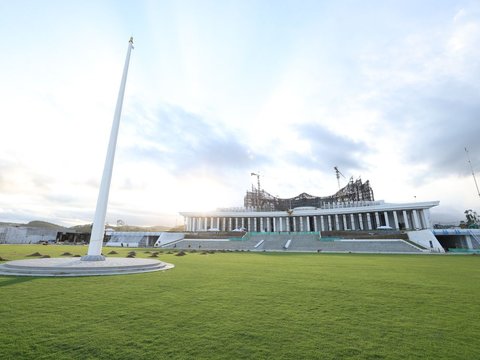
82, 37, 134, 261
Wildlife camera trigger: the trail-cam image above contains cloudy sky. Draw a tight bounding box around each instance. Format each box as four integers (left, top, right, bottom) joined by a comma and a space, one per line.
1, 0, 479, 227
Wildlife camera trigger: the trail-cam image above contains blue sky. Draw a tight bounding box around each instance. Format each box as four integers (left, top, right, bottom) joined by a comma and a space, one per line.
1, 0, 479, 227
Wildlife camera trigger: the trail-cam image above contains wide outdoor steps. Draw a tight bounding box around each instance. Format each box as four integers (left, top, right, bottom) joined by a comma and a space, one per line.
165, 231, 423, 253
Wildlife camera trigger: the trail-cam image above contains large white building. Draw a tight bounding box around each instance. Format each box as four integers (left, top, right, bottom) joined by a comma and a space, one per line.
181, 200, 439, 232
180, 178, 439, 232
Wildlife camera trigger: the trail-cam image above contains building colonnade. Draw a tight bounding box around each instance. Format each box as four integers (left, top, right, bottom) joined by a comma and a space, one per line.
183, 207, 433, 232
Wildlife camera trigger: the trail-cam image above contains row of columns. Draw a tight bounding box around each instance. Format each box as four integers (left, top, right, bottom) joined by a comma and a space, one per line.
186, 209, 430, 232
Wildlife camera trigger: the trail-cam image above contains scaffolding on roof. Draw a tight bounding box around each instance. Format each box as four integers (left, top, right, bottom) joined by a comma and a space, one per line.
243, 178, 375, 211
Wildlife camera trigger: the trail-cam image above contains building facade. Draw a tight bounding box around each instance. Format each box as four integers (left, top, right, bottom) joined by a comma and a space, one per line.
181, 200, 439, 232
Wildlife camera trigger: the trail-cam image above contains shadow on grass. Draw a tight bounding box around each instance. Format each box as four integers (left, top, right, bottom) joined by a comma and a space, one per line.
0, 276, 37, 287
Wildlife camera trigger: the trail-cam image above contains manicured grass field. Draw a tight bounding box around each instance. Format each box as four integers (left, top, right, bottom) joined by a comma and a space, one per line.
1, 245, 479, 359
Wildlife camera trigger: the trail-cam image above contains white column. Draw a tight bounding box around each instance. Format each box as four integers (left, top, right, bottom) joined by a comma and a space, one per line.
84, 38, 134, 261
241, 218, 245, 229
279, 217, 283, 232
367, 213, 372, 230
313, 216, 318, 232
254, 218, 257, 232
328, 216, 332, 231
267, 217, 271, 232
420, 210, 429, 229
260, 218, 264, 232
393, 211, 399, 230
229, 218, 232, 231
235, 218, 238, 230
335, 215, 340, 230
299, 217, 304, 232
403, 210, 410, 229
358, 214, 364, 230
342, 214, 347, 230
293, 217, 297, 232
247, 218, 251, 231
273, 218, 276, 232
384, 212, 390, 228
320, 216, 325, 231
375, 212, 380, 228
412, 210, 420, 230
306, 216, 311, 232
350, 214, 355, 230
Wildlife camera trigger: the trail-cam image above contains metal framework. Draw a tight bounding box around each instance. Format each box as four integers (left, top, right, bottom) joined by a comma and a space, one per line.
244, 178, 375, 211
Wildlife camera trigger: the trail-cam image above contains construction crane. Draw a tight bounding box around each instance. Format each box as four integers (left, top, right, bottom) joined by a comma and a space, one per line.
465, 147, 480, 199
250, 172, 261, 192
250, 172, 262, 208
334, 166, 346, 190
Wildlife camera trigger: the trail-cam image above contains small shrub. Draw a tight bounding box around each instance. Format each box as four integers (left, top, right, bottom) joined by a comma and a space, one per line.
27, 252, 42, 257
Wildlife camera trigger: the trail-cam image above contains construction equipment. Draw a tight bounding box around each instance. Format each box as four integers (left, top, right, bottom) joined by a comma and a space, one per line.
465, 147, 480, 199
250, 172, 261, 192
334, 166, 346, 190
244, 178, 374, 211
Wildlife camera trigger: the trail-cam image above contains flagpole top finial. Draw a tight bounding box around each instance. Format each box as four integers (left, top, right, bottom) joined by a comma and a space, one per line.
129, 37, 134, 44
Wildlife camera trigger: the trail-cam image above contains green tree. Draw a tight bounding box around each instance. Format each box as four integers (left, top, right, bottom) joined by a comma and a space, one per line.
464, 209, 479, 228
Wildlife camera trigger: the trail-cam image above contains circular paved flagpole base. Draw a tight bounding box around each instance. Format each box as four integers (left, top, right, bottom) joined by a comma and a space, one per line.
80, 254, 106, 261
0, 257, 174, 277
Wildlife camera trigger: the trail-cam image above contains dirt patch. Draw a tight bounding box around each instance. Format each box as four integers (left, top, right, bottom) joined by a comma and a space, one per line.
127, 251, 136, 256
0, 256, 8, 261
73, 255, 81, 257
61, 252, 72, 256
175, 251, 187, 256
149, 253, 158, 257
27, 252, 42, 257
126, 254, 135, 258
41, 255, 51, 258
107, 250, 118, 255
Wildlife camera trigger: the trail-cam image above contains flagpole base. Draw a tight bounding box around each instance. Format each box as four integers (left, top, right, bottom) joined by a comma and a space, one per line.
81, 255, 106, 261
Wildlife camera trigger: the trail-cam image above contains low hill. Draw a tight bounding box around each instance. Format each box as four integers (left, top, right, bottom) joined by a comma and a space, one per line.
27, 221, 67, 229
69, 224, 181, 233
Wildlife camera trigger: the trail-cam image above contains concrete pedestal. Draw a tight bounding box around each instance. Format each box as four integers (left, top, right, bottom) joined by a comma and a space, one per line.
0, 257, 174, 277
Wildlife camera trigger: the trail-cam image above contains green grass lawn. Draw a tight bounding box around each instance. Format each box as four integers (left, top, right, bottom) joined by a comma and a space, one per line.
1, 245, 479, 359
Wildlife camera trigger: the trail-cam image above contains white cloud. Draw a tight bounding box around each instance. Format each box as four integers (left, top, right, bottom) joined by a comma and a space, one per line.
1, 1, 479, 226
